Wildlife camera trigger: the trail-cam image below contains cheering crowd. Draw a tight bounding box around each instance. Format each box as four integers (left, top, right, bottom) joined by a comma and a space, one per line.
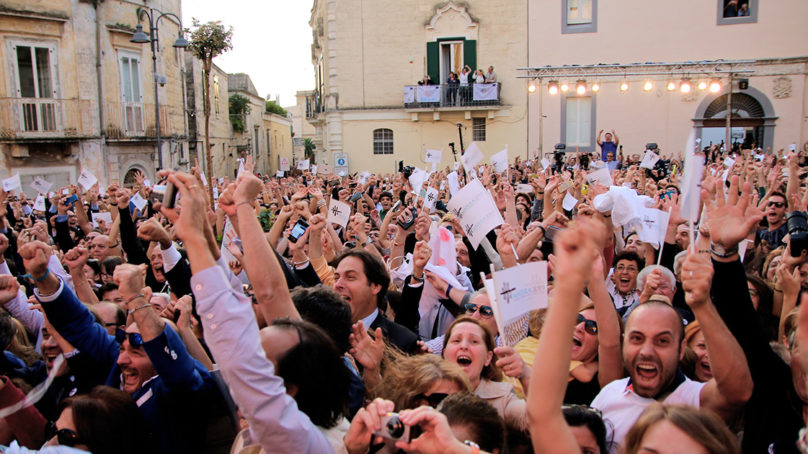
0, 139, 806, 454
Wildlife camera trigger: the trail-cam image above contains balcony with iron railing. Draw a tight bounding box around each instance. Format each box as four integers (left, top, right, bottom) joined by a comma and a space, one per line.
403, 83, 502, 109
104, 102, 184, 140
0, 98, 94, 141
305, 91, 324, 120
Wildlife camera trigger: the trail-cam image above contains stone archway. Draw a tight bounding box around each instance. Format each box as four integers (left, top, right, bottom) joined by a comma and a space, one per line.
123, 165, 148, 188
693, 86, 777, 150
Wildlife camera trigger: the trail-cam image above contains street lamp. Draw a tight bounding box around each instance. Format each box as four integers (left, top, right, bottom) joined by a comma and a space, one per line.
130, 8, 188, 171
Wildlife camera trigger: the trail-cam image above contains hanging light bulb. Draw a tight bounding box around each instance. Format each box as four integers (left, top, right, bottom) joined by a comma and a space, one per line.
591, 82, 600, 92
666, 81, 676, 91
528, 82, 537, 93
709, 79, 721, 93
643, 80, 653, 92
560, 82, 569, 92
620, 81, 629, 92
697, 80, 708, 91
548, 80, 559, 95
680, 79, 692, 93
576, 80, 586, 95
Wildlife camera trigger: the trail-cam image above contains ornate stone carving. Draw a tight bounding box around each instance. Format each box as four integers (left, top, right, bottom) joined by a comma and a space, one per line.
773, 77, 792, 99
681, 91, 697, 102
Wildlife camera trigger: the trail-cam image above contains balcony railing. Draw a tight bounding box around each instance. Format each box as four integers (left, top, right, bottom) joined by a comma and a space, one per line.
104, 102, 181, 140
404, 83, 502, 108
305, 91, 323, 120
0, 98, 93, 140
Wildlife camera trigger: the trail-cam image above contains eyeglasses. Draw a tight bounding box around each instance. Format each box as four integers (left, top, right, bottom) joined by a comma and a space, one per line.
615, 265, 639, 273
576, 314, 598, 335
748, 288, 759, 298
413, 392, 449, 408
45, 422, 84, 448
116, 329, 144, 348
464, 303, 494, 319
768, 201, 785, 208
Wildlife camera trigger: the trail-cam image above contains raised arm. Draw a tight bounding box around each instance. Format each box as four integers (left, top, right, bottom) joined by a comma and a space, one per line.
230, 173, 300, 322
63, 246, 99, 305
527, 221, 595, 454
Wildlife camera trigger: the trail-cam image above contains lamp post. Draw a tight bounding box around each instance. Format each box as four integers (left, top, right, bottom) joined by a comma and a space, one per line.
130, 8, 188, 171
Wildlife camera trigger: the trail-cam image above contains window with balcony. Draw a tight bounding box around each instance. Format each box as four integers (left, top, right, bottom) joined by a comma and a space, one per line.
118, 52, 144, 135
473, 118, 486, 142
562, 0, 597, 34
373, 128, 393, 155
10, 40, 59, 133
562, 96, 595, 151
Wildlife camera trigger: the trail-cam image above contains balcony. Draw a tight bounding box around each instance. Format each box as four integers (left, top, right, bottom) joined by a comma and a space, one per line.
0, 98, 93, 141
305, 91, 324, 120
404, 83, 502, 109
104, 102, 183, 140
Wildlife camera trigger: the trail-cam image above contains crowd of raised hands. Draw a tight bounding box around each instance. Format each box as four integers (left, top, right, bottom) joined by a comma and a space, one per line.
0, 143, 806, 454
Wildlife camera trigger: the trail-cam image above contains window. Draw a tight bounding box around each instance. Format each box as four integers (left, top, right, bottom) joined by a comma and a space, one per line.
562, 96, 595, 149
10, 41, 59, 132
213, 75, 220, 117
562, 0, 597, 34
717, 0, 757, 25
373, 128, 393, 155
473, 118, 486, 142
118, 52, 144, 135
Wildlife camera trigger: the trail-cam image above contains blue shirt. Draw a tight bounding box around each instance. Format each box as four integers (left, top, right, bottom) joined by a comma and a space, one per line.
600, 141, 617, 161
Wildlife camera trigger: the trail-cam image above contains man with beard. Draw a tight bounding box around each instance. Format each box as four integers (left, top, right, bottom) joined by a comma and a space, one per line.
591, 252, 752, 447
757, 192, 787, 247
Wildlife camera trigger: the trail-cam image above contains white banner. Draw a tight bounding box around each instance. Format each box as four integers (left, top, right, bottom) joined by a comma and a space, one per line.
490, 261, 548, 346
77, 169, 98, 191
327, 199, 351, 228
423, 187, 440, 212
638, 208, 671, 249
416, 85, 441, 103
280, 157, 291, 172
409, 168, 427, 193
446, 179, 503, 249
640, 151, 661, 170
490, 147, 509, 174
33, 195, 46, 212
461, 142, 484, 171
2, 174, 21, 192
403, 86, 415, 104
297, 159, 310, 170
586, 167, 613, 187
473, 83, 499, 101
447, 171, 460, 196
425, 149, 442, 163
30, 177, 52, 195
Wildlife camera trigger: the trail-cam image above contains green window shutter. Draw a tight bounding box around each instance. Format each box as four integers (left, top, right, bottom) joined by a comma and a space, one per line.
426, 41, 439, 83
463, 40, 476, 72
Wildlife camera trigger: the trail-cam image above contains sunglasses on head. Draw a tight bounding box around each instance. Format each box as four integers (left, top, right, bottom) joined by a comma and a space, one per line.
116, 329, 144, 348
768, 201, 785, 208
45, 421, 84, 448
413, 392, 449, 408
577, 314, 598, 335
464, 302, 494, 319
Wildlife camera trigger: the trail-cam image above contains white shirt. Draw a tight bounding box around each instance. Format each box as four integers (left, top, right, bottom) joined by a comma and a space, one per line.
591, 376, 704, 451
360, 308, 379, 330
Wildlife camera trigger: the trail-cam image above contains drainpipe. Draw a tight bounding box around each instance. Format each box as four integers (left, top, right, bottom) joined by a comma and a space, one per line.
95, 2, 109, 185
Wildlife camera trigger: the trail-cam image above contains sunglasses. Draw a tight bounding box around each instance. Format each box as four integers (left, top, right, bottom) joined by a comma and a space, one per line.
45, 422, 84, 447
464, 303, 494, 319
768, 201, 785, 208
116, 329, 144, 348
577, 314, 598, 335
413, 392, 449, 408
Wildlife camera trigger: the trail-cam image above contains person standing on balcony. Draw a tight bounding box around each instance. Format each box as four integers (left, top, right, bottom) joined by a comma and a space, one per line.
597, 129, 620, 161
459, 66, 471, 105
485, 66, 498, 83
447, 72, 459, 106
473, 69, 485, 84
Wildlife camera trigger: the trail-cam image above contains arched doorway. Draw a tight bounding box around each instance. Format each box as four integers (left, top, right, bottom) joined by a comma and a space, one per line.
693, 87, 776, 151
123, 166, 145, 188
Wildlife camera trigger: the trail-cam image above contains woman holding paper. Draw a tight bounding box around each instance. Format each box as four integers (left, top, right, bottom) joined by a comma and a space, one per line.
441, 316, 529, 431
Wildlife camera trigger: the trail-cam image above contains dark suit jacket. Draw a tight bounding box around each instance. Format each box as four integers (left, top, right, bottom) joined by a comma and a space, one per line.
370, 313, 418, 354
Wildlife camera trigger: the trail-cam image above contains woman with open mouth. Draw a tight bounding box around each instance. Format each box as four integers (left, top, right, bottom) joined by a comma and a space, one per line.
441, 316, 528, 431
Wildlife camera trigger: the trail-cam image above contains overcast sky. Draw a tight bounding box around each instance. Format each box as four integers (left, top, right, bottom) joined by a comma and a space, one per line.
182, 1, 314, 108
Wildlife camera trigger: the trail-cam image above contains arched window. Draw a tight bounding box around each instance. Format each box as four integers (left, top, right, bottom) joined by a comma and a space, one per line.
373, 128, 393, 155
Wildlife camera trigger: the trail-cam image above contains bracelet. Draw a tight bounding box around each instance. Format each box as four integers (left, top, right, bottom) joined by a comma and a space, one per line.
108, 242, 120, 249
537, 225, 546, 237
22, 268, 50, 283
445, 284, 453, 298
293, 259, 310, 267
709, 243, 739, 258
125, 293, 146, 306
129, 303, 151, 315
698, 249, 711, 254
